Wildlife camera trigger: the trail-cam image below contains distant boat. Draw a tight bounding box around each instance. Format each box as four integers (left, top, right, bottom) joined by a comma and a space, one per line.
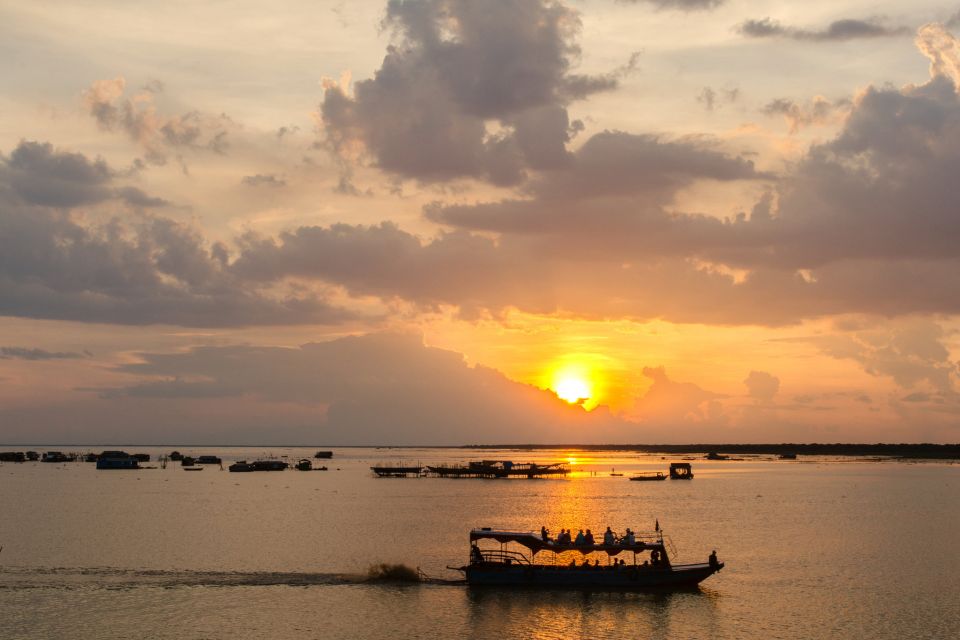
371, 464, 423, 477
183, 467, 204, 471
228, 459, 288, 472
453, 527, 723, 589
229, 461, 255, 472
96, 451, 139, 470
196, 456, 222, 465
169, 451, 183, 461
295, 459, 312, 471
778, 453, 797, 460
314, 451, 333, 459
706, 452, 730, 461
669, 463, 694, 479
629, 472, 666, 481
41, 451, 75, 463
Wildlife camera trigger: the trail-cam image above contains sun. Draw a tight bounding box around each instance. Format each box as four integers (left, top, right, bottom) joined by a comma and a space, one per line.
553, 373, 592, 405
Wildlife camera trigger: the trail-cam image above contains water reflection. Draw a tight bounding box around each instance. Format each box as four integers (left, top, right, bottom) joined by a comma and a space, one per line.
465, 587, 720, 640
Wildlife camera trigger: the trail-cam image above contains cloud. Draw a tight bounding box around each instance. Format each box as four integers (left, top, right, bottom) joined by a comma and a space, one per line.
85, 332, 634, 444
738, 17, 910, 41
242, 174, 287, 188
916, 23, 960, 88
744, 370, 780, 401
83, 77, 232, 165
621, 0, 724, 10
633, 366, 726, 426
2, 140, 113, 207
696, 86, 739, 111
319, 0, 618, 184
0, 346, 88, 360
0, 141, 357, 327
761, 96, 851, 133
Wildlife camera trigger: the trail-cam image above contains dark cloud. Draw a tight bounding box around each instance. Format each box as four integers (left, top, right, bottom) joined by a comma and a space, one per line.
320, 0, 617, 184
738, 17, 910, 41
86, 332, 634, 444
0, 141, 357, 327
242, 174, 287, 188
84, 77, 232, 165
2, 140, 113, 207
0, 346, 88, 360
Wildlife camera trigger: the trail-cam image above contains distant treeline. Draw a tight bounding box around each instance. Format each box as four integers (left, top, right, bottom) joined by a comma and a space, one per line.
463, 443, 960, 459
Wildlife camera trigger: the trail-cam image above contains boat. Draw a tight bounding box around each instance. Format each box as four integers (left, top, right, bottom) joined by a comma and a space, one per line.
295, 459, 312, 471
0, 451, 26, 462
26, 451, 39, 461
706, 452, 730, 461
426, 460, 569, 479
252, 460, 288, 471
454, 527, 723, 589
778, 453, 797, 460
169, 451, 183, 461
371, 464, 423, 477
196, 455, 222, 465
629, 472, 666, 481
180, 456, 196, 466
229, 461, 255, 472
41, 451, 75, 463
96, 451, 140, 470
183, 466, 204, 471
314, 451, 333, 459
669, 462, 693, 479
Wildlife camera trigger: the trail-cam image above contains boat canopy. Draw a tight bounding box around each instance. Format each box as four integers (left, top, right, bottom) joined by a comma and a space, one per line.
470, 528, 665, 557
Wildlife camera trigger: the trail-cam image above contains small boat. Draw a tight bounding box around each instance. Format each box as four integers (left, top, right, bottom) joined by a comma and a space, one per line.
84, 453, 100, 463
41, 451, 75, 463
629, 472, 666, 481
183, 466, 204, 471
252, 460, 288, 471
371, 465, 423, 477
706, 452, 730, 461
169, 451, 183, 461
314, 451, 333, 459
196, 455, 222, 465
295, 459, 312, 471
453, 527, 723, 589
26, 451, 40, 461
180, 457, 196, 466
0, 451, 26, 462
229, 461, 255, 472
669, 463, 693, 479
778, 453, 797, 460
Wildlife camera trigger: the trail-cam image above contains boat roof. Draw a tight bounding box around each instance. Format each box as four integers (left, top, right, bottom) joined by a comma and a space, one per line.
470, 528, 665, 556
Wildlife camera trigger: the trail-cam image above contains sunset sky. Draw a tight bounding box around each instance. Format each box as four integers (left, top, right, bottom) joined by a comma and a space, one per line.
2, 0, 960, 444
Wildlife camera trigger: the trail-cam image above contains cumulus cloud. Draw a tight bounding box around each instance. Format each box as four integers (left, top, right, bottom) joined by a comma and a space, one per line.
85, 332, 634, 444
319, 0, 618, 184
0, 141, 356, 327
633, 366, 725, 426
916, 23, 960, 88
744, 370, 780, 401
84, 77, 232, 165
738, 17, 910, 41
0, 346, 88, 360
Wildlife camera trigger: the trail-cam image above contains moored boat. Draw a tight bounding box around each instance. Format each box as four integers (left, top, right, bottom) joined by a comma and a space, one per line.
295, 459, 312, 471
454, 527, 723, 589
314, 451, 333, 459
669, 462, 693, 479
96, 451, 140, 469
229, 460, 255, 472
629, 472, 666, 481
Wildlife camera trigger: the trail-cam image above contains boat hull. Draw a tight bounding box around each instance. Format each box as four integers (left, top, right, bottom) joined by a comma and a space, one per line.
463, 562, 721, 589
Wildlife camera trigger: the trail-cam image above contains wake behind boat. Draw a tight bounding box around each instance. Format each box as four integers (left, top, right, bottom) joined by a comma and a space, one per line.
453, 526, 723, 589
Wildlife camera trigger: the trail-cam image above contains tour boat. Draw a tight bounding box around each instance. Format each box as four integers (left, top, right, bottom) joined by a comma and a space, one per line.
629, 471, 666, 481
454, 527, 723, 589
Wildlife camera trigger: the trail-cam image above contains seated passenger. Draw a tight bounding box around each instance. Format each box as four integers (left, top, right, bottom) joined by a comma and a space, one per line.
584, 529, 595, 545
470, 544, 483, 564
581, 558, 591, 567
603, 526, 615, 545
625, 528, 636, 545
574, 529, 586, 545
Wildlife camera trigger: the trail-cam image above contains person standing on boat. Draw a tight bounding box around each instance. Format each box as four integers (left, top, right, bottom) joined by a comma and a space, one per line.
709, 550, 719, 569
541, 526, 550, 542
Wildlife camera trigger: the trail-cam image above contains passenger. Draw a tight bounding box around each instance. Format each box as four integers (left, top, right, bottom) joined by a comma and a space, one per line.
574, 529, 586, 545
603, 526, 615, 546
584, 529, 595, 545
626, 528, 636, 546
581, 558, 591, 567
593, 559, 600, 568
541, 526, 550, 542
569, 558, 577, 568
709, 550, 719, 569
470, 544, 483, 564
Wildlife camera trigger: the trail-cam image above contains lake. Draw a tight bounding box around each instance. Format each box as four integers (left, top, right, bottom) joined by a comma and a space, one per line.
1, 447, 957, 639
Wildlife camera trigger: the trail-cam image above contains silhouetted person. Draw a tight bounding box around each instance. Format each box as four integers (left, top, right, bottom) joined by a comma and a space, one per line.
584, 529, 595, 545
709, 550, 719, 569
574, 529, 586, 545
471, 544, 483, 564
603, 526, 615, 545
541, 526, 550, 542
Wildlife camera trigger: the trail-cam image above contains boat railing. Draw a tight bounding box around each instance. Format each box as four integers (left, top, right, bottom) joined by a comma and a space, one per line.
478, 549, 532, 565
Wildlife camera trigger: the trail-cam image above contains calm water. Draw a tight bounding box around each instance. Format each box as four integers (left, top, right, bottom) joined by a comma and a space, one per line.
1, 447, 958, 639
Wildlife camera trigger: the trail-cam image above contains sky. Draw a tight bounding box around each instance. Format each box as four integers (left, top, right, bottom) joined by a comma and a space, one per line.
2, 0, 960, 445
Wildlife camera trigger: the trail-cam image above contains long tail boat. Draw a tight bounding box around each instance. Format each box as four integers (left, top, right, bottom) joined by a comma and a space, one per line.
452, 527, 723, 589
